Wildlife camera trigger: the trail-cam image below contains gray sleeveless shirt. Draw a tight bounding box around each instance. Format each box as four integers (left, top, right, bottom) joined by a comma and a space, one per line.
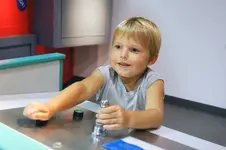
95, 65, 164, 111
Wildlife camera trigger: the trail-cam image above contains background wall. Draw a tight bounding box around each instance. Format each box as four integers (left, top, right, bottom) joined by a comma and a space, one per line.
0, 0, 73, 83
73, 0, 226, 109
73, 44, 110, 77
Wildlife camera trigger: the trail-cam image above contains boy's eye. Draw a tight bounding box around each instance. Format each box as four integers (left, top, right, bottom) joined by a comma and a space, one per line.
130, 48, 139, 53
114, 45, 121, 49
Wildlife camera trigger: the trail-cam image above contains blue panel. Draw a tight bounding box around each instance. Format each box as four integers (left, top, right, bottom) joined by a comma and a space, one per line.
0, 123, 50, 150
103, 138, 144, 150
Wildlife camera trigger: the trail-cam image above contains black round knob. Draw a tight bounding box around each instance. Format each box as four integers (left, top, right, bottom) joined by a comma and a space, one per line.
73, 109, 84, 120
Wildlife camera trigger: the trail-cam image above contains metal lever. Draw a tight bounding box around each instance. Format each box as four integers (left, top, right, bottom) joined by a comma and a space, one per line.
100, 99, 109, 108
91, 100, 109, 137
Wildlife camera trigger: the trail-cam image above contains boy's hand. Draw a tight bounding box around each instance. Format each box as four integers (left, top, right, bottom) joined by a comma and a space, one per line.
23, 102, 53, 121
96, 105, 129, 130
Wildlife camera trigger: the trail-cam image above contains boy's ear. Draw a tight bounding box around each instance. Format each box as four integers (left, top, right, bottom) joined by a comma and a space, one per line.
148, 55, 158, 65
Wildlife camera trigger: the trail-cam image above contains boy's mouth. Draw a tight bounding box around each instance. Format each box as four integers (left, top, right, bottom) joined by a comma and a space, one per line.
117, 62, 131, 67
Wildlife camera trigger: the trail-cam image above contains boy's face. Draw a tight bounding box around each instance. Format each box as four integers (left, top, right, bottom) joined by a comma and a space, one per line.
110, 35, 151, 78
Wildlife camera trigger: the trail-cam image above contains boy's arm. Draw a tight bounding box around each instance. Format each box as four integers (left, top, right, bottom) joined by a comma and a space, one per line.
46, 69, 104, 114
126, 79, 164, 129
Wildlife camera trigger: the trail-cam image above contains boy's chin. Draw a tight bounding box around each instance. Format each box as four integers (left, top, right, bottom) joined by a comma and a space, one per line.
112, 65, 138, 78
115, 70, 136, 78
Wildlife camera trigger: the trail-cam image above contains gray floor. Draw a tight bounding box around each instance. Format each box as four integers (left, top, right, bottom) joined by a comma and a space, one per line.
163, 103, 226, 147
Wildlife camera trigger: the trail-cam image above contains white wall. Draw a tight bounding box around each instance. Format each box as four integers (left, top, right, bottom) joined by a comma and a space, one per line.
74, 0, 226, 109
73, 44, 110, 77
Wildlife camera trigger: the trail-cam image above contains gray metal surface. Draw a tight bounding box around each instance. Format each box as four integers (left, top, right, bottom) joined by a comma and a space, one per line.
0, 107, 195, 150
0, 46, 30, 60
0, 34, 36, 59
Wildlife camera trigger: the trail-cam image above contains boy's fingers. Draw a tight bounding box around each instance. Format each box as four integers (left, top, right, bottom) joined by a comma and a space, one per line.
97, 118, 122, 125
32, 112, 49, 120
98, 112, 118, 119
36, 106, 49, 113
99, 105, 120, 113
23, 107, 35, 116
97, 118, 116, 125
29, 105, 49, 115
23, 102, 48, 115
103, 124, 121, 130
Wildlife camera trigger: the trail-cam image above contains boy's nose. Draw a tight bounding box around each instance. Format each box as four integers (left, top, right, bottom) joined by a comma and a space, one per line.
120, 49, 129, 60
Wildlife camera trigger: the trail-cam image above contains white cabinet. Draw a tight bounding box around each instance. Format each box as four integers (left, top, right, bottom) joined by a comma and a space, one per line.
34, 0, 112, 48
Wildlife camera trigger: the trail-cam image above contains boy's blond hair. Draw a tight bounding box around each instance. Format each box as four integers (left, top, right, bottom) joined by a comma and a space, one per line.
112, 16, 161, 61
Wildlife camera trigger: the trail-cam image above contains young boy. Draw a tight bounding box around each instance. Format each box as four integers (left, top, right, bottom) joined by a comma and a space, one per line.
23, 16, 164, 131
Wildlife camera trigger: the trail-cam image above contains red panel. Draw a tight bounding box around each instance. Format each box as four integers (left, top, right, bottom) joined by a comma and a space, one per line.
27, 0, 34, 33
0, 0, 29, 37
0, 0, 74, 83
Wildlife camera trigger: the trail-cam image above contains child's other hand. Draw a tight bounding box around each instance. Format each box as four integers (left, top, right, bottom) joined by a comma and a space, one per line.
23, 102, 53, 121
96, 105, 128, 130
